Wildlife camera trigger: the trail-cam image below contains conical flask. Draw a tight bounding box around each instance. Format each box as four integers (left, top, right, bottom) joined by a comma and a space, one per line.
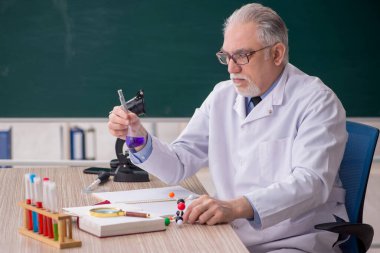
125, 126, 145, 149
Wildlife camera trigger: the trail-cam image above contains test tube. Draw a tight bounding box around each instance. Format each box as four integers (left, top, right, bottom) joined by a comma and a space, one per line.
34, 177, 43, 234
24, 173, 33, 230
29, 174, 39, 233
42, 178, 49, 237
48, 182, 59, 241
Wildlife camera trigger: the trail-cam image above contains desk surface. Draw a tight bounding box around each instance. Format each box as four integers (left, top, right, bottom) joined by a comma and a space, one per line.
0, 167, 248, 253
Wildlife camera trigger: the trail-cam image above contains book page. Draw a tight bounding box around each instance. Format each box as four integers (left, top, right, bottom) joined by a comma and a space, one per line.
92, 185, 199, 204
62, 203, 142, 218
135, 199, 195, 217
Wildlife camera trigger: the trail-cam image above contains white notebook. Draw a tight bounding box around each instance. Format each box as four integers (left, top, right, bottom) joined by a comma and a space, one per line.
63, 203, 166, 238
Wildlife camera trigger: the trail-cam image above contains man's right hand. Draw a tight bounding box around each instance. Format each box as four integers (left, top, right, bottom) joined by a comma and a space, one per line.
107, 106, 148, 148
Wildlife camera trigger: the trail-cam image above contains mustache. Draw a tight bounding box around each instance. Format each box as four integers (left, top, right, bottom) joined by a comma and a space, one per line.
230, 74, 249, 80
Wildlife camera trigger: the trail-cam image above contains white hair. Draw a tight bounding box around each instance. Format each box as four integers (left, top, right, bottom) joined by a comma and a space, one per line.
224, 3, 289, 63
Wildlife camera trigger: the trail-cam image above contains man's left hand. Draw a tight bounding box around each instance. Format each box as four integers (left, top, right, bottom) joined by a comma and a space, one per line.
182, 195, 254, 225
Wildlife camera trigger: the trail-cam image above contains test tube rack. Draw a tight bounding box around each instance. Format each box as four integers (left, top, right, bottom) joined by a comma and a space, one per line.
18, 201, 82, 249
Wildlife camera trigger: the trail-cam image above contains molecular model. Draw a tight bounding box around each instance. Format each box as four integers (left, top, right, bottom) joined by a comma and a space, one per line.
175, 198, 186, 226
168, 191, 186, 226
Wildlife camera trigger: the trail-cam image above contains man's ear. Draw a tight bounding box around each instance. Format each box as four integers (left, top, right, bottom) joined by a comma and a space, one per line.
272, 43, 286, 66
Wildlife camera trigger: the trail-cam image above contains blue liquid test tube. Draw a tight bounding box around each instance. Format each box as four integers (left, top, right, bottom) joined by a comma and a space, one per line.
29, 174, 39, 233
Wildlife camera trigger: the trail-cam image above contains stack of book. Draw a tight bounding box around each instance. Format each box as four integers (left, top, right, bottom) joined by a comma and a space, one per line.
0, 128, 12, 168
69, 127, 96, 160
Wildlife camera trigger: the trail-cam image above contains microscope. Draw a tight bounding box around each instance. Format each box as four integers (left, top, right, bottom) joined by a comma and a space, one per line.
83, 90, 149, 182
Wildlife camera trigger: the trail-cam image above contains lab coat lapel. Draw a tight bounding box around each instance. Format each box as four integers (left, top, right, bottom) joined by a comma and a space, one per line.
243, 95, 274, 124
233, 95, 246, 120
242, 65, 289, 125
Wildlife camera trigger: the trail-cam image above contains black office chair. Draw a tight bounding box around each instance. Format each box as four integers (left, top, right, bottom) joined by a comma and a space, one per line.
315, 121, 379, 253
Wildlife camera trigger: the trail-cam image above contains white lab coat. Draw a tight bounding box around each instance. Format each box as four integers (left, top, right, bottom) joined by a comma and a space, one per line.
137, 63, 348, 252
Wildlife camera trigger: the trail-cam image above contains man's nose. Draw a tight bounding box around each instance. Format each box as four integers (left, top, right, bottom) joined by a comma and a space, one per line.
227, 59, 241, 74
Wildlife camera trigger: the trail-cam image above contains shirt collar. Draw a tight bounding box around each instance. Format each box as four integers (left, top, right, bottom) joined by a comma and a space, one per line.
245, 70, 284, 108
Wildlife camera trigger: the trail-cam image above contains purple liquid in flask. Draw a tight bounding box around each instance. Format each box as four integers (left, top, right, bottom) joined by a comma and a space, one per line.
125, 136, 145, 148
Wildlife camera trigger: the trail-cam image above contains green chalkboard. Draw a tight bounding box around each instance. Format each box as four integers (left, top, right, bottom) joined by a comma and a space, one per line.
0, 0, 379, 117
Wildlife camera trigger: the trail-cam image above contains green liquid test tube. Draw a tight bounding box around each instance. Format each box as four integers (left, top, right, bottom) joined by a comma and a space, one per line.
53, 223, 58, 241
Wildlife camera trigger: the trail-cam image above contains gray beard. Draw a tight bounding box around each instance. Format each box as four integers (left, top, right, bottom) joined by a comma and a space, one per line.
232, 81, 261, 97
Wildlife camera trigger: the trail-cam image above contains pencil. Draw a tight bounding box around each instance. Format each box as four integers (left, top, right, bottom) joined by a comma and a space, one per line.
124, 211, 150, 218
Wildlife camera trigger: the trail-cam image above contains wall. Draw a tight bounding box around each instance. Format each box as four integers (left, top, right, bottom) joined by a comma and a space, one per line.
1, 0, 379, 117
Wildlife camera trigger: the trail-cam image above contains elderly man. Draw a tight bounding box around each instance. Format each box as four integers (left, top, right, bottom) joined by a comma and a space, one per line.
108, 3, 348, 252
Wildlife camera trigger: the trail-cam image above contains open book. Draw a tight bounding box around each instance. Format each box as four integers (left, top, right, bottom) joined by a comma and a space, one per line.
92, 185, 200, 217
63, 203, 166, 238
63, 186, 199, 237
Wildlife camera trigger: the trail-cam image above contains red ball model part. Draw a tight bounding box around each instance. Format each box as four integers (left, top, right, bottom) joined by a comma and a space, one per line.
177, 202, 186, 211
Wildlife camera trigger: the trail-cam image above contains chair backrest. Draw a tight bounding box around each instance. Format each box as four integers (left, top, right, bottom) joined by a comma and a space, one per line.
340, 121, 379, 224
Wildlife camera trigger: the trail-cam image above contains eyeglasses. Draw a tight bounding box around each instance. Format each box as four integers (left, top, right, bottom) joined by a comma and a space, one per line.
216, 45, 272, 66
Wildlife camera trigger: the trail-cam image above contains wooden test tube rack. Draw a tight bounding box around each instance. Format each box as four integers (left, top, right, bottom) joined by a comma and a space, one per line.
18, 201, 82, 249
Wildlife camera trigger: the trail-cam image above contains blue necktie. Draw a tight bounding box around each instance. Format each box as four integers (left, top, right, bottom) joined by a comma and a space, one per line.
251, 96, 262, 106
247, 96, 262, 116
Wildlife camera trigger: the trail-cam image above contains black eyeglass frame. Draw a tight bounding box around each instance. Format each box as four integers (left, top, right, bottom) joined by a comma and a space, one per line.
216, 45, 273, 66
